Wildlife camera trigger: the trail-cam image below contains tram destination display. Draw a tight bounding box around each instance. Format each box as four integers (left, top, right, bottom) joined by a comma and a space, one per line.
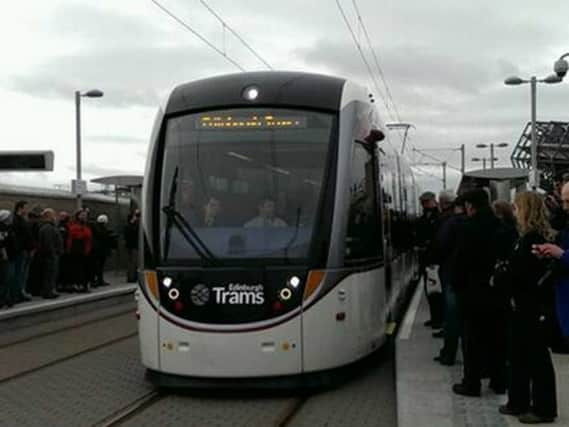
196, 114, 307, 130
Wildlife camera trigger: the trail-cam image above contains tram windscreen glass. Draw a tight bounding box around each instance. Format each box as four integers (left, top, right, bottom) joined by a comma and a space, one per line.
160, 108, 334, 262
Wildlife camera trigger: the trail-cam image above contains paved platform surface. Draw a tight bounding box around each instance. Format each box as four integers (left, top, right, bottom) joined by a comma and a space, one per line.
0, 271, 136, 322
396, 285, 569, 427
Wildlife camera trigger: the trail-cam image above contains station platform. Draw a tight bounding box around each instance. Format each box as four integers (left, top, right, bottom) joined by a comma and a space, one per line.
0, 272, 137, 330
396, 286, 569, 427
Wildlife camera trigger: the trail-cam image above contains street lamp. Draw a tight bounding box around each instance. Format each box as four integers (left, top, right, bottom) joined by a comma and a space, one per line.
553, 53, 569, 79
504, 73, 562, 189
475, 143, 509, 169
75, 89, 104, 211
472, 157, 498, 170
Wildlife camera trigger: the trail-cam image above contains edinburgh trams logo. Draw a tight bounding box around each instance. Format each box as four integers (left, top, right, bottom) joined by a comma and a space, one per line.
213, 283, 265, 305
190, 284, 210, 306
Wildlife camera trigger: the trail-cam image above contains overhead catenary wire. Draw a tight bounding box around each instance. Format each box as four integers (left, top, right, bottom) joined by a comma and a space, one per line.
334, 0, 394, 122
350, 0, 403, 124
151, 0, 246, 71
412, 147, 462, 173
412, 166, 444, 182
198, 0, 273, 70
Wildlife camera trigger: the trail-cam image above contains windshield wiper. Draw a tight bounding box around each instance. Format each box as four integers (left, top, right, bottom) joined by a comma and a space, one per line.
162, 167, 218, 264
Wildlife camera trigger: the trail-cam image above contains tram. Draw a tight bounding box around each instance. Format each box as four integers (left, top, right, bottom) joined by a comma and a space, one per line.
137, 71, 420, 387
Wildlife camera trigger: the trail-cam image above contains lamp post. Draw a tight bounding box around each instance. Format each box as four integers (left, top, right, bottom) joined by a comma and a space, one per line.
75, 89, 103, 211
475, 143, 509, 169
504, 74, 561, 189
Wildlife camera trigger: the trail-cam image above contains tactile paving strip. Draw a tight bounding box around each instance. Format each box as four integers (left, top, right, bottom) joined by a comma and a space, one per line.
289, 354, 397, 427
0, 313, 137, 381
0, 337, 152, 427
121, 394, 298, 427
450, 369, 509, 427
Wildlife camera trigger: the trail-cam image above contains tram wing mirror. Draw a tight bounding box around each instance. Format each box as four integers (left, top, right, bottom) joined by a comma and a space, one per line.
363, 128, 385, 146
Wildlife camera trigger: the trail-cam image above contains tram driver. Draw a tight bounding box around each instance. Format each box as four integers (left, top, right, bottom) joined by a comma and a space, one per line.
244, 197, 287, 228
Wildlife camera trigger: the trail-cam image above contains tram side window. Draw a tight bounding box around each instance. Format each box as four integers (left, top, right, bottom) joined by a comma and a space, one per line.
344, 143, 382, 263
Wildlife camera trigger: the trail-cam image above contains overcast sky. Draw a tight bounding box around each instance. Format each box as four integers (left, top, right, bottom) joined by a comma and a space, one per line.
1, 0, 568, 193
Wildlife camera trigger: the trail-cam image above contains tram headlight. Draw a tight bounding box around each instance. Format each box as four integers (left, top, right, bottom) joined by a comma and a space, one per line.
162, 276, 173, 288
243, 85, 259, 101
288, 276, 301, 289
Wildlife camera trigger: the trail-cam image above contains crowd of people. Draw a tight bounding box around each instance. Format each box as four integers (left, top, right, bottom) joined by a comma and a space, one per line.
417, 186, 569, 424
0, 200, 140, 308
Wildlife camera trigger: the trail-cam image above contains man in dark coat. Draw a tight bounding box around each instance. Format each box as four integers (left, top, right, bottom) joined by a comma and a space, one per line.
124, 209, 140, 283
12, 200, 34, 302
26, 206, 44, 296
416, 191, 443, 328
433, 196, 467, 365
91, 214, 117, 287
56, 211, 71, 292
451, 188, 505, 397
38, 209, 63, 299
0, 210, 18, 308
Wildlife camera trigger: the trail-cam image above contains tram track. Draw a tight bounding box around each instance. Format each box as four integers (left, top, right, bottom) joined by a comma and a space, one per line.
91, 391, 310, 427
0, 332, 137, 384
0, 303, 135, 350
92, 390, 164, 427
276, 396, 310, 427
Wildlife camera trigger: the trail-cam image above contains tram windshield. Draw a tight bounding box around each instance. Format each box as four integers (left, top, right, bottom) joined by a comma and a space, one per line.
160, 108, 334, 263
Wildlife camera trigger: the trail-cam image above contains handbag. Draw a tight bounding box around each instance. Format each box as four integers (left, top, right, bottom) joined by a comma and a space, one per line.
425, 265, 442, 295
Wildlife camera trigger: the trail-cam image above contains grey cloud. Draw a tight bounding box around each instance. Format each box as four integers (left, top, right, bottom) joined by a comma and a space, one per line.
295, 40, 510, 99
48, 3, 168, 48
8, 44, 233, 107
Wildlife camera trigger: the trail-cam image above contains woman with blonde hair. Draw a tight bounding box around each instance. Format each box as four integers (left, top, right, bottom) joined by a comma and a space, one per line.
499, 191, 557, 424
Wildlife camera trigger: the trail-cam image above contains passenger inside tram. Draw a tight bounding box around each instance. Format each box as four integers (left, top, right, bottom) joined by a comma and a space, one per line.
202, 196, 222, 227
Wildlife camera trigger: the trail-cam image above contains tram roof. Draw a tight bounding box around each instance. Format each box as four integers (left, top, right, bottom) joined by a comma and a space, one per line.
166, 71, 347, 115
462, 168, 529, 180
91, 175, 143, 188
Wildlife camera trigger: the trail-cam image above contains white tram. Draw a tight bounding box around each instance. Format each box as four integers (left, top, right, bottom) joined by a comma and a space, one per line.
137, 71, 420, 387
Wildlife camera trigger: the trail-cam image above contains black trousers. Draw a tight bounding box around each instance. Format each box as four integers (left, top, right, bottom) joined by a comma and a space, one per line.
92, 254, 107, 286
41, 255, 59, 296
507, 308, 557, 417
69, 253, 89, 289
458, 289, 508, 390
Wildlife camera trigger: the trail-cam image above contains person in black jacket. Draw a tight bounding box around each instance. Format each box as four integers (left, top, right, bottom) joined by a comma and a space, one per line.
429, 190, 456, 338
0, 210, 17, 308
433, 196, 467, 365
499, 191, 557, 424
416, 191, 442, 328
37, 209, 63, 299
56, 211, 71, 292
91, 214, 117, 287
26, 206, 44, 297
451, 188, 506, 397
12, 200, 34, 302
124, 209, 140, 283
